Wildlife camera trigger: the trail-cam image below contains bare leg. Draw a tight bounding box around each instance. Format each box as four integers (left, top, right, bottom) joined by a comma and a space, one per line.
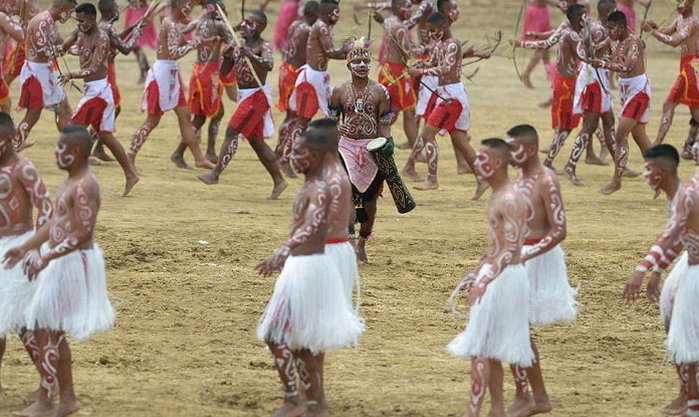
198, 127, 239, 185
402, 132, 427, 182
601, 117, 636, 195
564, 113, 598, 186
413, 124, 440, 190
662, 364, 688, 415
487, 360, 506, 417
267, 342, 305, 417
173, 106, 215, 169
12, 330, 55, 417
521, 50, 546, 89
543, 129, 571, 173
128, 114, 161, 171
52, 333, 79, 417
296, 350, 328, 417
54, 99, 72, 132
654, 101, 678, 145
96, 132, 140, 196
133, 47, 150, 84
206, 108, 224, 163
507, 339, 552, 417
19, 330, 45, 405
0, 337, 4, 393
172, 114, 206, 166
466, 356, 491, 417
275, 113, 298, 178
357, 197, 377, 265
402, 107, 418, 148
685, 364, 699, 417
13, 108, 41, 151
450, 130, 489, 200
682, 120, 699, 160
248, 138, 288, 200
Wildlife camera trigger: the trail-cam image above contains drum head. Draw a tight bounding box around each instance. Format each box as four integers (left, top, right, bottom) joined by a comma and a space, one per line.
366, 137, 387, 151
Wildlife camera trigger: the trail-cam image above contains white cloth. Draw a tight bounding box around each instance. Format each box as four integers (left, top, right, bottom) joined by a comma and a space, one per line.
236, 86, 276, 138
0, 231, 37, 336
660, 251, 687, 325
666, 262, 699, 363
289, 64, 332, 116
26, 243, 115, 341
619, 73, 651, 124
435, 82, 471, 131
19, 61, 65, 108
523, 244, 578, 326
447, 264, 534, 366
573, 63, 612, 115
257, 253, 365, 353
141, 60, 181, 113
325, 241, 360, 311
416, 74, 438, 117
72, 78, 116, 133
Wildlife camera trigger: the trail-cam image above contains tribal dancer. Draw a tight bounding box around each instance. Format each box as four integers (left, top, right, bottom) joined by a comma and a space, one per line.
623, 143, 699, 417
4, 125, 115, 417
256, 129, 364, 417
275, 1, 319, 178
13, 0, 76, 152
329, 38, 392, 265
170, 0, 230, 165
60, 3, 140, 197
593, 10, 652, 195
288, 0, 348, 139
127, 0, 216, 172
378, 0, 418, 152
514, 4, 582, 173
0, 112, 52, 399
520, 0, 555, 89
0, 7, 24, 114
125, 0, 159, 84
401, 12, 488, 196
2, 0, 39, 101
447, 138, 533, 417
198, 12, 288, 200
642, 0, 699, 146
561, 0, 617, 186
505, 124, 577, 417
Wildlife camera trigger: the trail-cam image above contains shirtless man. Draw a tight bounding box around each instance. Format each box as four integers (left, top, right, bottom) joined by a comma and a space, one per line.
256, 129, 364, 417
198, 12, 288, 200
623, 143, 699, 417
289, 0, 348, 137
275, 1, 319, 178
505, 124, 578, 417
642, 0, 699, 146
0, 8, 24, 113
378, 0, 419, 153
170, 0, 230, 165
561, 0, 617, 186
2, 0, 40, 103
401, 12, 487, 197
13, 0, 76, 152
59, 3, 139, 197
593, 10, 652, 194
329, 39, 392, 264
446, 138, 533, 417
127, 0, 216, 172
0, 112, 52, 398
4, 125, 115, 417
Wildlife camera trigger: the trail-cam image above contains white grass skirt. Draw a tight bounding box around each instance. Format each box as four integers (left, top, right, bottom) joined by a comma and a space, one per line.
666, 263, 699, 364
447, 264, 534, 366
25, 243, 115, 341
523, 244, 578, 326
660, 251, 687, 325
257, 253, 365, 353
325, 241, 360, 311
0, 231, 37, 336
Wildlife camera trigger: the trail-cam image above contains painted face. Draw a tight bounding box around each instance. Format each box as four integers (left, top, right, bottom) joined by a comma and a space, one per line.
58, 4, 75, 23
177, 0, 194, 17
348, 57, 371, 78
559, 0, 569, 11
444, 2, 460, 23
55, 140, 77, 170
608, 22, 624, 41
396, 0, 411, 20
474, 150, 496, 180
76, 14, 94, 33
428, 23, 446, 42
505, 137, 529, 167
643, 160, 663, 192
329, 7, 340, 24
290, 138, 315, 173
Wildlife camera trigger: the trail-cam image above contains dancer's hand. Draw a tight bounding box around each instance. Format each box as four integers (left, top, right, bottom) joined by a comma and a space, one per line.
623, 270, 645, 302
23, 252, 47, 281
2, 246, 26, 270
466, 281, 487, 307
646, 271, 661, 303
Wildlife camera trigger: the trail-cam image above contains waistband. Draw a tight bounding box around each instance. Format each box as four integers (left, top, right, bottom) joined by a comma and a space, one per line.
84, 77, 109, 88
325, 238, 350, 244
154, 60, 179, 68
523, 238, 542, 245
619, 73, 648, 84
681, 55, 699, 65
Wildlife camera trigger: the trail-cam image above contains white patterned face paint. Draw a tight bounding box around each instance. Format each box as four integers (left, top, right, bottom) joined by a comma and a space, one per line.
290, 138, 313, 173
474, 151, 495, 180
329, 7, 340, 23
444, 2, 459, 23
428, 25, 445, 42
55, 142, 76, 170
349, 58, 370, 78
505, 137, 528, 167
76, 14, 94, 33
643, 161, 663, 192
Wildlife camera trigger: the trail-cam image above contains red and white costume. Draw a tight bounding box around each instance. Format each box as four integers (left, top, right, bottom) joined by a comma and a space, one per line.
667, 55, 699, 109
276, 60, 300, 113
71, 78, 116, 133
289, 64, 331, 119
426, 82, 470, 133
188, 60, 224, 117
574, 63, 612, 115
551, 73, 580, 130
3, 40, 26, 79
619, 74, 651, 124
415, 74, 439, 119
18, 61, 65, 110
141, 60, 186, 116
228, 86, 275, 139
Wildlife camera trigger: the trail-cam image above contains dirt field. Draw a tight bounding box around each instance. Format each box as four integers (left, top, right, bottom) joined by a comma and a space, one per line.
0, 0, 695, 416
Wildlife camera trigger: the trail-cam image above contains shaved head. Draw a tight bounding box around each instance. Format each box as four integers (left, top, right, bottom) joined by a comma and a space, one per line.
506, 124, 538, 146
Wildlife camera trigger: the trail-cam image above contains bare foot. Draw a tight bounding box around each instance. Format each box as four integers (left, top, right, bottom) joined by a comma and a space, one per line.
123, 174, 140, 197
522, 76, 534, 89
622, 167, 641, 178
600, 181, 621, 195
51, 401, 80, 417
563, 166, 583, 186
88, 157, 103, 166
269, 181, 288, 200
169, 153, 192, 169
538, 99, 552, 109
682, 149, 693, 160
507, 393, 553, 417
280, 161, 298, 179
584, 156, 608, 166
457, 165, 472, 175
24, 387, 56, 404
396, 141, 411, 150
198, 172, 219, 185
660, 395, 686, 415
414, 178, 439, 190
302, 403, 329, 417
415, 154, 428, 164
17, 141, 36, 152
93, 147, 115, 162
127, 152, 137, 173
472, 180, 490, 200
543, 162, 562, 175
12, 401, 53, 417
205, 153, 218, 164
401, 167, 423, 182
357, 238, 369, 265
272, 397, 306, 417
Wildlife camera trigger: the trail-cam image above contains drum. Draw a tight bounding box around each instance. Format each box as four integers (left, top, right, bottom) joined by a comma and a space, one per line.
366, 137, 416, 214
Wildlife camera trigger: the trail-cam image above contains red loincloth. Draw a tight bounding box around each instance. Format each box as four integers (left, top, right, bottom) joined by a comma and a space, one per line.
188, 61, 224, 118
4, 41, 25, 79
667, 55, 699, 109
276, 61, 299, 113
378, 62, 417, 111
551, 73, 580, 130
228, 87, 275, 139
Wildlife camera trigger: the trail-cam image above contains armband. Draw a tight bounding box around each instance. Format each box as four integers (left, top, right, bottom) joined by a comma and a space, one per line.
379, 110, 395, 126
328, 106, 341, 121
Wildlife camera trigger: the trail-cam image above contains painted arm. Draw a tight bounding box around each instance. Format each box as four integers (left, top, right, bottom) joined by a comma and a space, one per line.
65, 34, 109, 80
416, 40, 458, 76
112, 24, 143, 54
60, 28, 79, 54
328, 87, 342, 122
17, 160, 52, 230
319, 24, 346, 59
522, 176, 566, 261
651, 21, 692, 47
0, 12, 24, 42
244, 41, 274, 72
166, 22, 200, 59
598, 39, 641, 73
377, 84, 392, 138
517, 24, 564, 49
405, 0, 429, 29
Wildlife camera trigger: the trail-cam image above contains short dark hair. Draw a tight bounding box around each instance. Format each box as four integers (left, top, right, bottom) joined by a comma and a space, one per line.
607, 10, 627, 26
299, 129, 329, 152
597, 0, 616, 13
0, 112, 14, 131
436, 0, 452, 13
481, 137, 509, 150
320, 0, 339, 12
304, 0, 319, 15
61, 124, 93, 158
566, 4, 586, 24
644, 144, 680, 167
249, 11, 268, 30
75, 2, 97, 15
506, 124, 538, 143
427, 12, 448, 25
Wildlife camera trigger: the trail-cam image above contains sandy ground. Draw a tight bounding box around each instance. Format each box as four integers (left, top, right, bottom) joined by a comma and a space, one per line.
0, 0, 695, 416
